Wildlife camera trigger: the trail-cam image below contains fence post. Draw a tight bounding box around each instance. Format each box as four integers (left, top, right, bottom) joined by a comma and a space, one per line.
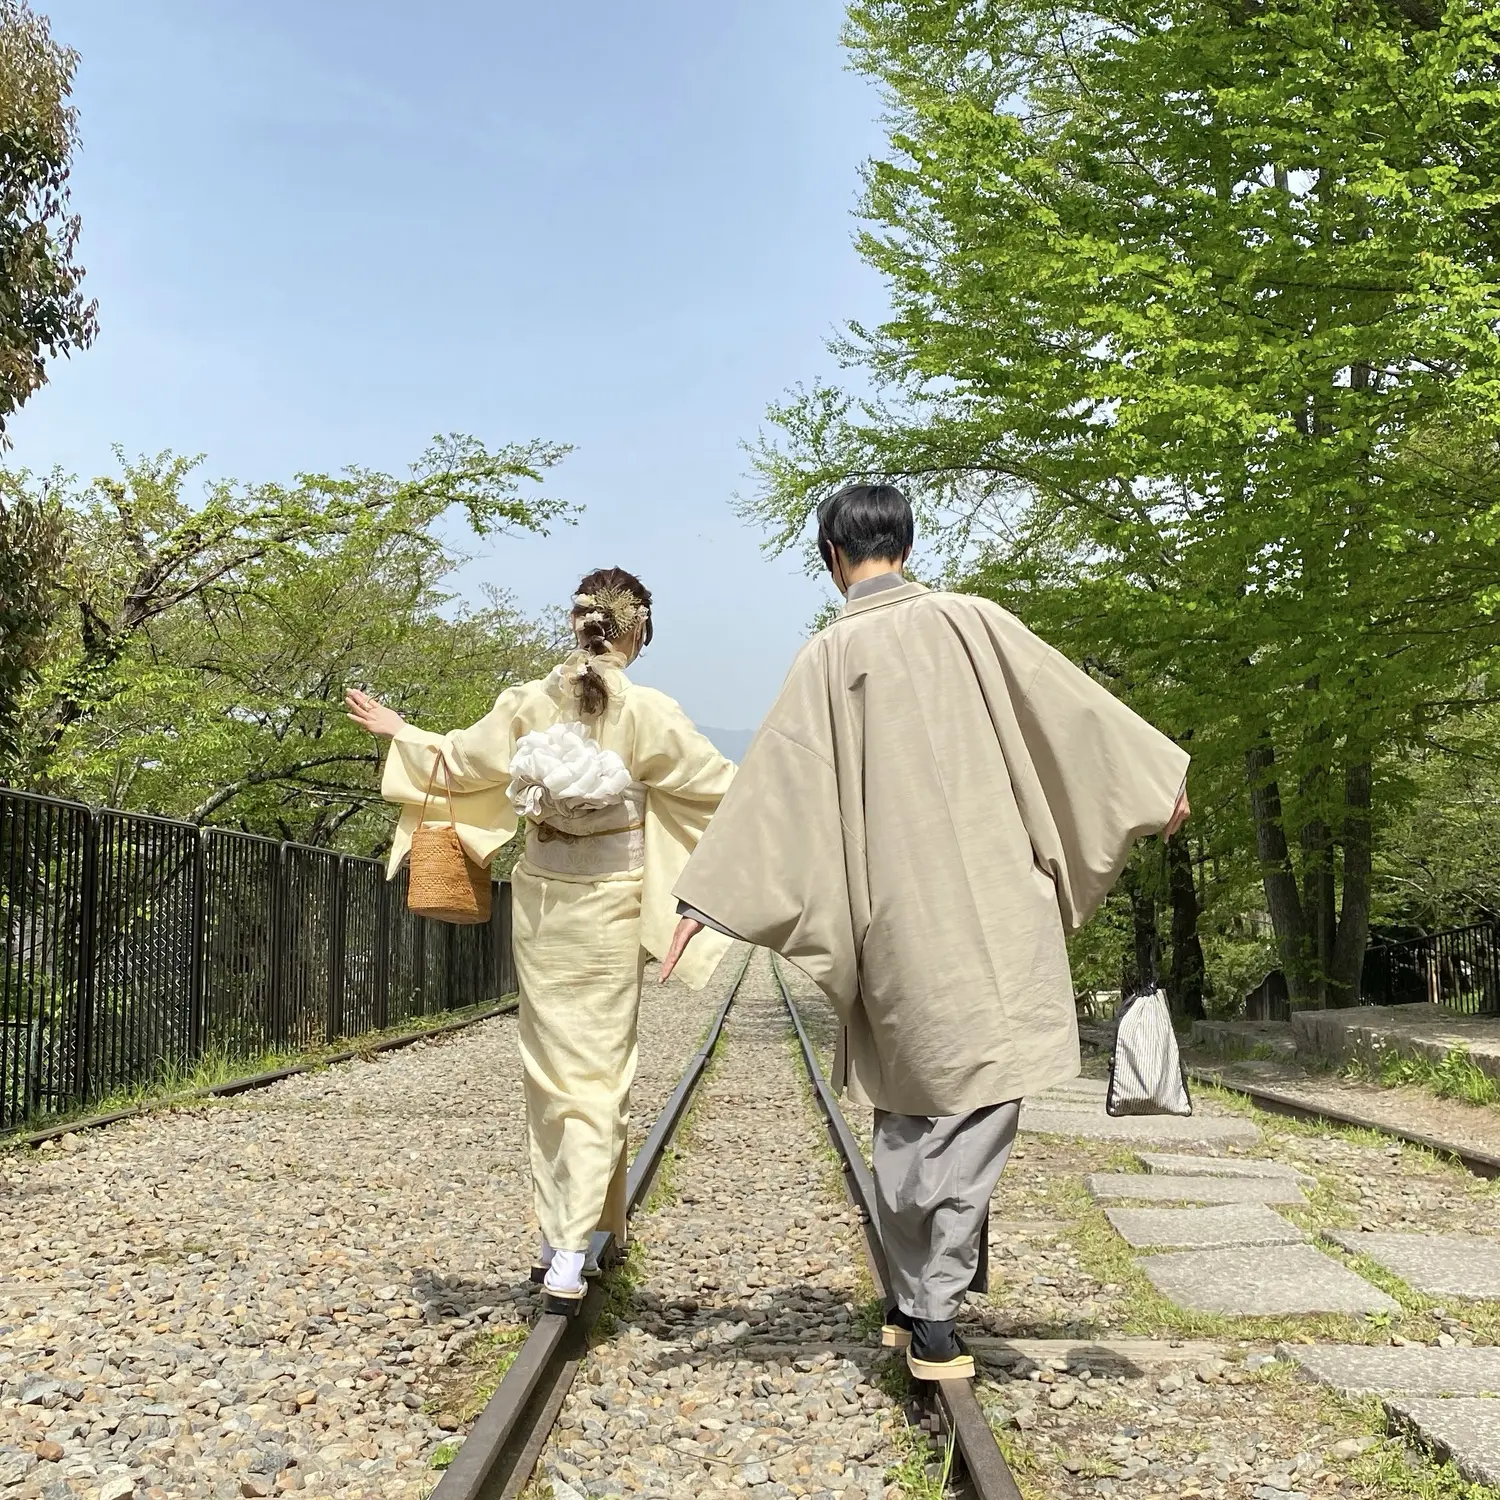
327, 857, 347, 1044
71, 807, 100, 1108
414, 912, 427, 1015
445, 922, 457, 1012
374, 875, 391, 1032
269, 843, 287, 1049
187, 829, 208, 1061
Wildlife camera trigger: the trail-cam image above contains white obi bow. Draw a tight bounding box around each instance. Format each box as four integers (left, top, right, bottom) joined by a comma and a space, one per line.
506, 721, 631, 821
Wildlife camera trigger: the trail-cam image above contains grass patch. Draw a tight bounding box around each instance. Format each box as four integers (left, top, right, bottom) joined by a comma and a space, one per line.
455, 1323, 530, 1420
1342, 1046, 1500, 1110
884, 1418, 957, 1500
4, 999, 512, 1146
1332, 1392, 1500, 1500
1353, 1431, 1500, 1497
428, 1439, 461, 1471
594, 1234, 646, 1342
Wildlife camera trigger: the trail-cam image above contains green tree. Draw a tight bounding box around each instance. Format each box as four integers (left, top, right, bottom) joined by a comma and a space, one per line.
0, 476, 64, 764
1376, 705, 1500, 932
747, 0, 1500, 1007
0, 0, 96, 437
0, 0, 96, 764
11, 435, 573, 842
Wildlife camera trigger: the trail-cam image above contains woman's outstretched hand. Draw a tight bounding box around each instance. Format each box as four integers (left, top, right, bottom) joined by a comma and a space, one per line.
659, 916, 703, 984
345, 687, 407, 739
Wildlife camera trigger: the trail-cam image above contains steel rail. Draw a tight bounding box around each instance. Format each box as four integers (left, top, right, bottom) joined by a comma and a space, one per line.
1076, 1023, 1500, 1181
773, 957, 1024, 1500
430, 945, 752, 1500
1187, 1069, 1500, 1180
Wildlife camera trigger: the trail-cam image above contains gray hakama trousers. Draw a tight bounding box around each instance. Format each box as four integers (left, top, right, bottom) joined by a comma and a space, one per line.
872, 1100, 1021, 1322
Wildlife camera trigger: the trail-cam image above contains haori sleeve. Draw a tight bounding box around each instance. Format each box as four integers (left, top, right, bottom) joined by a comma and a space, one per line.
671, 651, 862, 1018
1011, 641, 1190, 933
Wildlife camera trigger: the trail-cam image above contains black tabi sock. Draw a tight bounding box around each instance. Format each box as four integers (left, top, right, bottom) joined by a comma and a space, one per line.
911, 1317, 961, 1362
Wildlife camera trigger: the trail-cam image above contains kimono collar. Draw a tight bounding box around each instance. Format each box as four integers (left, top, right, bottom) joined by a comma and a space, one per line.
841, 578, 929, 616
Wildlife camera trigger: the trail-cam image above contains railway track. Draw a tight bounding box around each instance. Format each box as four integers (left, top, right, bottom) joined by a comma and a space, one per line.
429, 947, 750, 1500
1186, 1068, 1500, 1179
1077, 1021, 1500, 1180
433, 947, 1025, 1500
775, 956, 1025, 1500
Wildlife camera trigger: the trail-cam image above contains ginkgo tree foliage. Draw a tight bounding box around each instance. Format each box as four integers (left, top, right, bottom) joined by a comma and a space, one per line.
746, 0, 1500, 1007
7, 435, 572, 848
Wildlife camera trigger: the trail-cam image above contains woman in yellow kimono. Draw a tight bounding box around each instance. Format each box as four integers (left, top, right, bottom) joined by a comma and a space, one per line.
345, 567, 734, 1311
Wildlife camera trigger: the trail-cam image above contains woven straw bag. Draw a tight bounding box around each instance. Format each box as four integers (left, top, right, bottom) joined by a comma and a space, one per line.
407, 752, 491, 925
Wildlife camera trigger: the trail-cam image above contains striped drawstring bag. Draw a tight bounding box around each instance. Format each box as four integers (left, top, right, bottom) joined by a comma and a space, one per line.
1106, 980, 1193, 1118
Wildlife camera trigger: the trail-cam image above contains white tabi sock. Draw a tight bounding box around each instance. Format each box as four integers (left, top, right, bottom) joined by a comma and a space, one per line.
537, 1237, 556, 1269
544, 1250, 586, 1294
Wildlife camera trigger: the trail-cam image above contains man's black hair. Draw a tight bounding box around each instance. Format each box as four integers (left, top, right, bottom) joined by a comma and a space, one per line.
815, 483, 914, 571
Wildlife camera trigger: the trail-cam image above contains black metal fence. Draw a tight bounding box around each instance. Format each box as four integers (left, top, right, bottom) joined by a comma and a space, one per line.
0, 785, 516, 1133
1362, 921, 1500, 1015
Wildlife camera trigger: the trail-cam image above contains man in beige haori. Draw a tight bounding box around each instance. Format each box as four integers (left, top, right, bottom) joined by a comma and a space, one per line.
662, 485, 1189, 1379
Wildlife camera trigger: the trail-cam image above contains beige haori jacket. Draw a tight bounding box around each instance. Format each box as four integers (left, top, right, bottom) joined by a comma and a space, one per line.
674, 582, 1190, 1115
381, 652, 735, 991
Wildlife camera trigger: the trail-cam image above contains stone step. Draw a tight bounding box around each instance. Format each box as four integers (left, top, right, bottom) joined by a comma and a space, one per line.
1385, 1396, 1500, 1488
1136, 1151, 1314, 1184
1282, 1343, 1500, 1397
1138, 1243, 1399, 1316
1189, 1019, 1298, 1063
1106, 1203, 1306, 1251
969, 1336, 1230, 1375
1321, 1230, 1500, 1301
1088, 1172, 1305, 1205
1019, 1105, 1260, 1146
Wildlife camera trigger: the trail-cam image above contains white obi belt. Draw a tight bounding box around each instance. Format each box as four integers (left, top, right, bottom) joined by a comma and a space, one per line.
507, 721, 645, 878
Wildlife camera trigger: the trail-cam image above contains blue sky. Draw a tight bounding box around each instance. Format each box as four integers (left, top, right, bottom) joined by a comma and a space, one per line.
9, 0, 889, 730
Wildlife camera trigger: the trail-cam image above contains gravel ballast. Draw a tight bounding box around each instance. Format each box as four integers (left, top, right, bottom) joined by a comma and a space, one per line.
0, 967, 721, 1500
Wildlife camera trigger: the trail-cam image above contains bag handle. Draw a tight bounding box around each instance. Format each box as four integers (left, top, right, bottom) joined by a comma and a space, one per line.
416, 748, 458, 830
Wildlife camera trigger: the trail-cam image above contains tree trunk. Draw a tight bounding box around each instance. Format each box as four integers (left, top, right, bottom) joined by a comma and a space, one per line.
1329, 760, 1373, 1006
1246, 738, 1318, 1005
1121, 862, 1161, 997
1166, 832, 1207, 1021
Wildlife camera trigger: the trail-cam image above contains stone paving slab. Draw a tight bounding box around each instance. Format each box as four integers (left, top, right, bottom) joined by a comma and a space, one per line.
1139, 1244, 1399, 1315
1105, 1202, 1306, 1250
1020, 1104, 1260, 1146
1088, 1172, 1305, 1205
1137, 1151, 1314, 1184
1384, 1396, 1500, 1487
1034, 1083, 1110, 1103
1323, 1230, 1500, 1300
1283, 1344, 1500, 1396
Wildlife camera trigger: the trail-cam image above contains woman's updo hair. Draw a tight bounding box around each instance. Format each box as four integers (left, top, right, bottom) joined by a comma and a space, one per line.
568, 567, 653, 717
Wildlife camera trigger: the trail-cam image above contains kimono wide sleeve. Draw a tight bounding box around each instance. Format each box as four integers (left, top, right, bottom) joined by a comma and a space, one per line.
630, 689, 737, 990
672, 649, 862, 1018
975, 604, 1190, 933
379, 686, 526, 878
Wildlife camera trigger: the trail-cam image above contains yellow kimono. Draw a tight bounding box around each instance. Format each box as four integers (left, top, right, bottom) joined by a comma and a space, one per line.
381, 650, 734, 1251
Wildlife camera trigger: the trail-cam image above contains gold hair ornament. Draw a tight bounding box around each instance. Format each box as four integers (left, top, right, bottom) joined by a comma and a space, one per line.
572, 586, 648, 638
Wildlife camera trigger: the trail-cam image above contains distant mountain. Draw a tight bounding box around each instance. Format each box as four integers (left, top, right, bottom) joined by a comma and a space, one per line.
700, 726, 755, 763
